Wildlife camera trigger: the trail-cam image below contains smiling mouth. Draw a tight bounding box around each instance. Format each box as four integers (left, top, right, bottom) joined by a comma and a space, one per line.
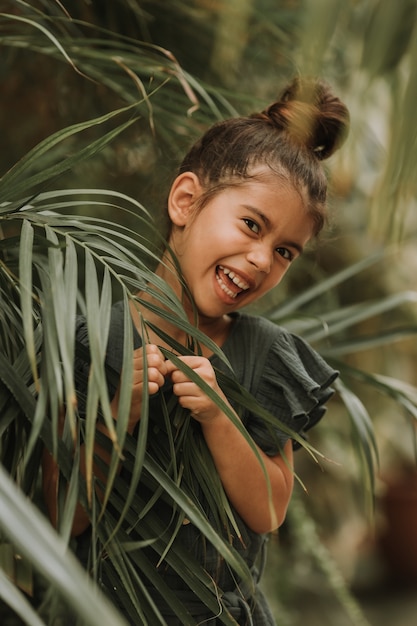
216, 265, 250, 299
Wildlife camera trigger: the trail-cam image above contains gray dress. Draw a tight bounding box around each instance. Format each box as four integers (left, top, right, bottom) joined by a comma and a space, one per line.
74, 303, 338, 626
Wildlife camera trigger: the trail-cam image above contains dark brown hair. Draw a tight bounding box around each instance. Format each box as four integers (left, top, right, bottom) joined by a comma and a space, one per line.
177, 77, 350, 235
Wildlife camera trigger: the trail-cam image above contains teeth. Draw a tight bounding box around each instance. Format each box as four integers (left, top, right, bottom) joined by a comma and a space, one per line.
219, 266, 250, 290
216, 273, 237, 298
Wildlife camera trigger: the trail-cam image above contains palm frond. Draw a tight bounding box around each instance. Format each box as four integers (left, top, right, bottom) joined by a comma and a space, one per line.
0, 567, 43, 626
0, 104, 142, 202
0, 463, 130, 626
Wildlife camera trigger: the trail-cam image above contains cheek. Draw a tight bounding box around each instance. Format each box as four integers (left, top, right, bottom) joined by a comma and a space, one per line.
170, 223, 202, 259
267, 263, 289, 290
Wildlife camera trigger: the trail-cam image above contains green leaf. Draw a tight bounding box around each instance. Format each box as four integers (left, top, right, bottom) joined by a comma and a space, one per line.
19, 220, 38, 388
333, 378, 378, 514
0, 464, 130, 626
0, 107, 140, 201
0, 567, 43, 626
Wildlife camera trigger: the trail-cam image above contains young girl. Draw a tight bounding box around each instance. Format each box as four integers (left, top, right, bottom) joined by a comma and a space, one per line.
44, 77, 349, 625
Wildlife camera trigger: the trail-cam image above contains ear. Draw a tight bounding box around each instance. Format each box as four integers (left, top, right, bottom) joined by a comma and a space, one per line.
168, 172, 203, 226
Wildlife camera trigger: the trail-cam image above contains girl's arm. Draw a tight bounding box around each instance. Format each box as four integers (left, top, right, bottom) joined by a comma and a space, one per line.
200, 414, 294, 534
42, 344, 167, 537
165, 356, 294, 534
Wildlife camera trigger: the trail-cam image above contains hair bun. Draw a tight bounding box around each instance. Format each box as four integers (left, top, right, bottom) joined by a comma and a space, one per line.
260, 77, 350, 160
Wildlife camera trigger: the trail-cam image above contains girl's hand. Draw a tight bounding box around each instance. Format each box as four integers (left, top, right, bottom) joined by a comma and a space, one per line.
165, 356, 229, 423
111, 344, 167, 432
166, 355, 294, 534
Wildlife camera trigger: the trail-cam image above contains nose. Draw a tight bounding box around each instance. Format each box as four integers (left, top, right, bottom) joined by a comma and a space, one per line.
246, 243, 272, 274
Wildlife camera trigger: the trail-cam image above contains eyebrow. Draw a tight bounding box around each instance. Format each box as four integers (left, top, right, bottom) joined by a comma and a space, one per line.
244, 205, 305, 255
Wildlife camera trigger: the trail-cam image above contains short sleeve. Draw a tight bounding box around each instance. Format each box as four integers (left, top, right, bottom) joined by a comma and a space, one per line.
247, 331, 338, 455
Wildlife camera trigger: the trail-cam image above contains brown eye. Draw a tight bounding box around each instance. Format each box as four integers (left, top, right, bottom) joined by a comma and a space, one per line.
276, 247, 293, 261
244, 218, 260, 234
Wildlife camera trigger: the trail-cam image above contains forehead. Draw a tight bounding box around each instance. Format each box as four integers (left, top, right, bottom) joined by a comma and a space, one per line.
237, 172, 314, 240
197, 165, 314, 230
246, 164, 316, 220
244, 165, 305, 196
231, 167, 306, 210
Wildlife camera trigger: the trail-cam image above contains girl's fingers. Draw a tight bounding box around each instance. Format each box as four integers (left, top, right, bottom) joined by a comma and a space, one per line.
164, 359, 178, 377
165, 356, 212, 378
171, 381, 199, 396
133, 345, 167, 373
130, 344, 168, 394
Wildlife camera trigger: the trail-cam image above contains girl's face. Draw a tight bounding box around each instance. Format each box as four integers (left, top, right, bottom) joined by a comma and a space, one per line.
168, 171, 314, 322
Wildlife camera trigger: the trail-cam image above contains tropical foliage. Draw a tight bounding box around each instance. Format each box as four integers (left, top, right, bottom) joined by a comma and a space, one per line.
1, 1, 417, 625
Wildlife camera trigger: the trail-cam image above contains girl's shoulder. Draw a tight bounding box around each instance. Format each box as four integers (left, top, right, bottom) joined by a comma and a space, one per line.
226, 311, 291, 345
224, 311, 321, 368
223, 312, 339, 452
226, 311, 338, 395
